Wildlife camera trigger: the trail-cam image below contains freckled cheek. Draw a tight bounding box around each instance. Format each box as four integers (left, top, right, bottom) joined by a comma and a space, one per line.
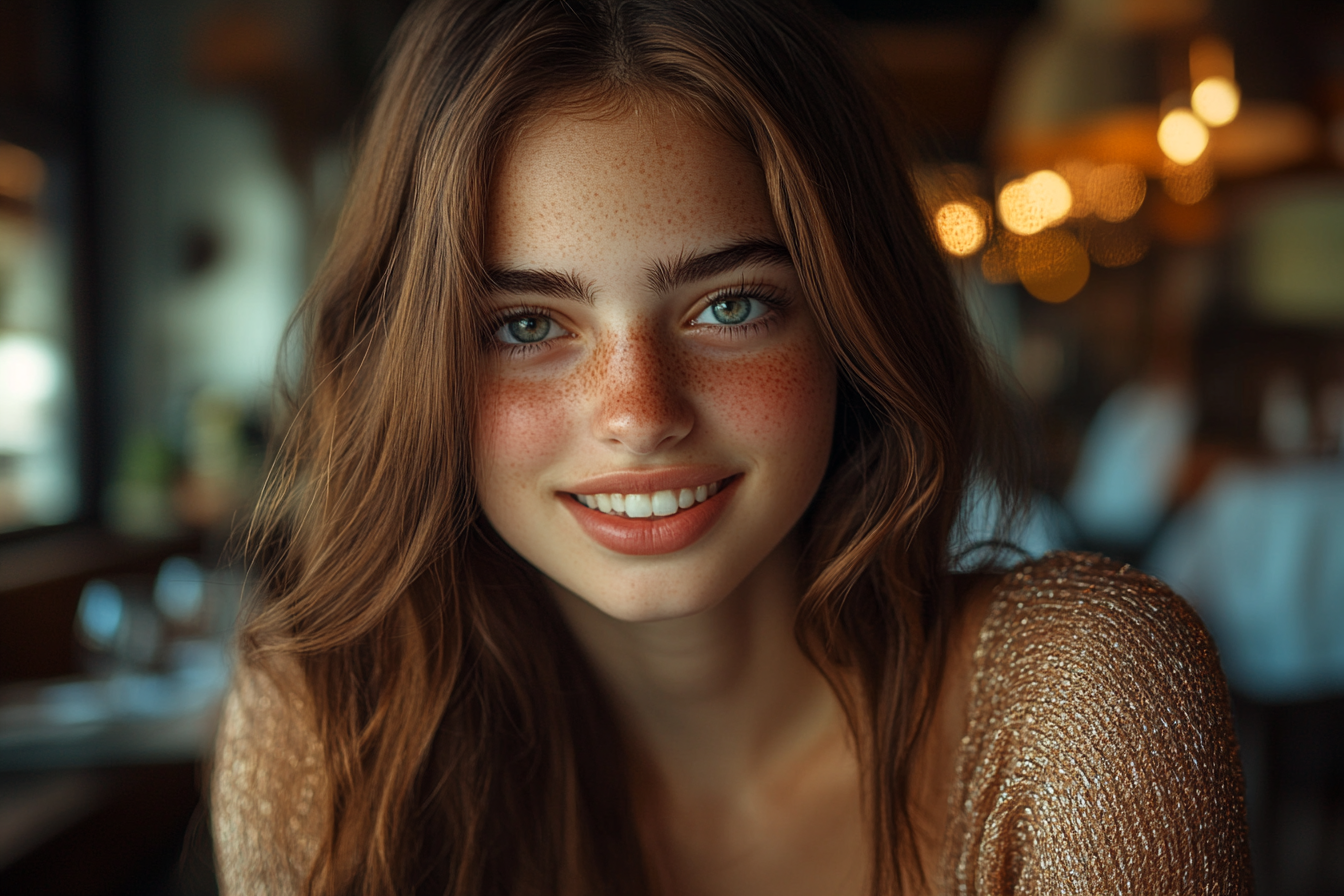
694, 340, 837, 459
476, 375, 579, 481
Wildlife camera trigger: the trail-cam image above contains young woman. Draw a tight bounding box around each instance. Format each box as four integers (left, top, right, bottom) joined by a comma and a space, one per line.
211, 1, 1251, 893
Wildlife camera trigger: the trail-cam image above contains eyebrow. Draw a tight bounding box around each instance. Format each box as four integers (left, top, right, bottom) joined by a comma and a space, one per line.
486, 268, 597, 305
485, 238, 793, 306
647, 239, 793, 293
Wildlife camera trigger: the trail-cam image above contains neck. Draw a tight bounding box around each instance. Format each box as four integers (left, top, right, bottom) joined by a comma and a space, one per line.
550, 535, 846, 800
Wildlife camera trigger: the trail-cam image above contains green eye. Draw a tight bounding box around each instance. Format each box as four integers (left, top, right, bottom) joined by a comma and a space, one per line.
691, 296, 772, 328
709, 299, 753, 325
503, 315, 552, 343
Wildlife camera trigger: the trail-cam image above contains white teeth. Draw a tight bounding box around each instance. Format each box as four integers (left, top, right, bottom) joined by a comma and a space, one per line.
573, 479, 728, 518
625, 493, 653, 518
652, 490, 678, 516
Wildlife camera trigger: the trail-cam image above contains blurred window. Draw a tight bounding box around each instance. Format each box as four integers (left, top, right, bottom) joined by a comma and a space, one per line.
0, 148, 79, 531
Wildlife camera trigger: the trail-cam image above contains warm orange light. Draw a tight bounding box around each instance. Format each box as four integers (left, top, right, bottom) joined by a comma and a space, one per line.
998, 170, 1072, 236
1088, 164, 1147, 223
1192, 76, 1240, 127
0, 141, 46, 202
1052, 161, 1145, 223
1054, 159, 1095, 218
980, 231, 1020, 284
1189, 35, 1235, 85
1017, 230, 1090, 303
1163, 158, 1216, 205
934, 201, 988, 256
1158, 109, 1209, 165
1081, 220, 1150, 268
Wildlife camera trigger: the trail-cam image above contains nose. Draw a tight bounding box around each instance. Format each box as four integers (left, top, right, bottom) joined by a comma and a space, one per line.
591, 331, 694, 455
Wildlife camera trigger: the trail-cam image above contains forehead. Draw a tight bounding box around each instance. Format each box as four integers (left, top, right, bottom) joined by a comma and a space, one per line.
486, 103, 781, 267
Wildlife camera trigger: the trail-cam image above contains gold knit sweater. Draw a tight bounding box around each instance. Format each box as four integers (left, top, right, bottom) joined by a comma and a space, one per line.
211, 553, 1251, 894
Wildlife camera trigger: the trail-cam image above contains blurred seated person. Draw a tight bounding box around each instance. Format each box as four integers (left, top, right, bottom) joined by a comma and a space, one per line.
1147, 309, 1344, 695
1147, 460, 1344, 700
1064, 380, 1193, 558
1144, 313, 1344, 895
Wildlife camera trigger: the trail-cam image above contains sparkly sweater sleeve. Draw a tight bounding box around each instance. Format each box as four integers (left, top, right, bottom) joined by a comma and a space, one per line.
943, 552, 1250, 895
211, 659, 328, 896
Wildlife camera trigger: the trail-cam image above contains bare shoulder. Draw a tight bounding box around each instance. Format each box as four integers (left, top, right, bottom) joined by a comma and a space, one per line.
211, 655, 327, 896
941, 551, 1250, 894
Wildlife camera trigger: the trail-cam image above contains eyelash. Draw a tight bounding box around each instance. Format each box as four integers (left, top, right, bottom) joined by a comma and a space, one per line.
487, 285, 792, 357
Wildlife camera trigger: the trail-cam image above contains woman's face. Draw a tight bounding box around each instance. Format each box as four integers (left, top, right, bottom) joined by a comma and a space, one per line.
476, 103, 836, 622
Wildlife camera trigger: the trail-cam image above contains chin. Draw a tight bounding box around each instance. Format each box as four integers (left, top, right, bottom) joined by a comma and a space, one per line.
538, 522, 808, 631
544, 560, 744, 625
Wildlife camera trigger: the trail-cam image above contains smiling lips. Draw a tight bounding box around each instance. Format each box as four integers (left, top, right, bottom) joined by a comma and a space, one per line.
573, 478, 724, 518
562, 474, 739, 555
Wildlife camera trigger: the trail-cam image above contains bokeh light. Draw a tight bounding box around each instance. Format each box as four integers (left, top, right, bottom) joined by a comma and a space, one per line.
77, 580, 125, 650
1163, 158, 1216, 204
980, 230, 1021, 284
1053, 161, 1146, 223
1079, 218, 1150, 268
0, 334, 60, 404
1089, 164, 1147, 222
998, 170, 1073, 235
934, 200, 989, 256
1158, 109, 1210, 165
1192, 76, 1241, 127
1017, 229, 1090, 302
154, 556, 206, 623
1054, 159, 1095, 218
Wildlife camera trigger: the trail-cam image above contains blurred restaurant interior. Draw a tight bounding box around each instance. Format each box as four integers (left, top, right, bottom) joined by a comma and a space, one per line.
1, 0, 1342, 891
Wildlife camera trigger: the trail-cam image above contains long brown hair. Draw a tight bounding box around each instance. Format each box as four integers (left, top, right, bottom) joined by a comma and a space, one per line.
242, 0, 1023, 893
